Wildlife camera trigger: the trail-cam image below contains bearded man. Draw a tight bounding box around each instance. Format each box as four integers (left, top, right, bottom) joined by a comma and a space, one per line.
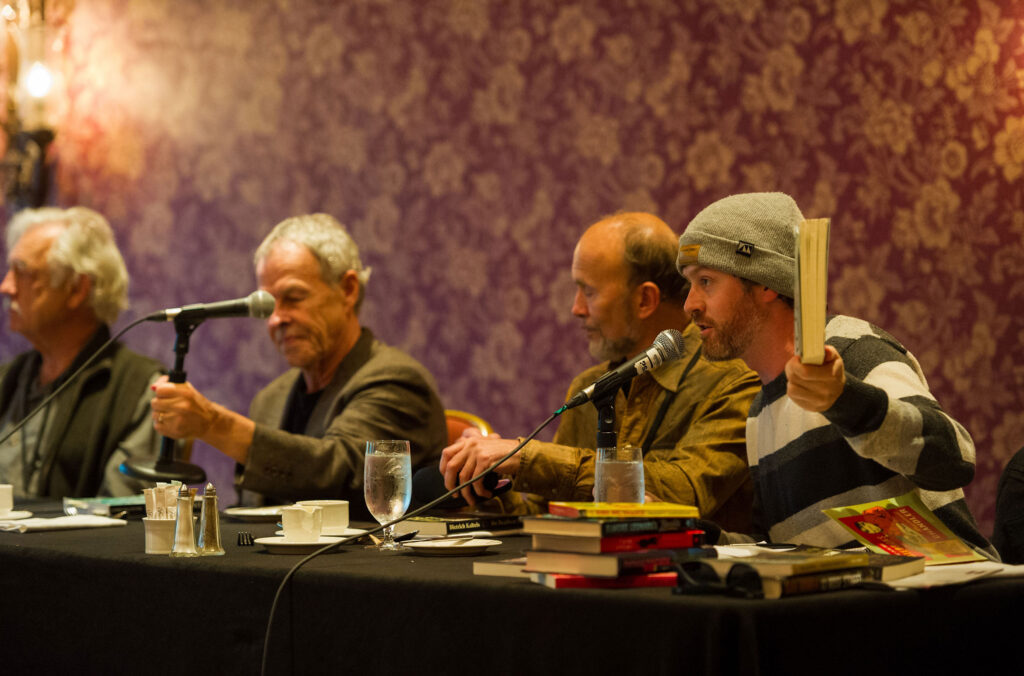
440, 212, 759, 530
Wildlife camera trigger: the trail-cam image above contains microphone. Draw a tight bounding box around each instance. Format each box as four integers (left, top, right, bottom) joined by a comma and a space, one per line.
145, 290, 275, 323
411, 465, 512, 509
562, 329, 686, 411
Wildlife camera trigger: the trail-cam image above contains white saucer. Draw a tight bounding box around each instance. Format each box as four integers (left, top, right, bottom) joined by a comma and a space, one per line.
274, 527, 366, 538
404, 538, 501, 557
0, 511, 32, 521
222, 506, 289, 522
254, 535, 343, 554
324, 526, 366, 537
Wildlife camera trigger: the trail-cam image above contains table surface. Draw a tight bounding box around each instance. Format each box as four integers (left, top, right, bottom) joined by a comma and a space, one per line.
1, 501, 1019, 676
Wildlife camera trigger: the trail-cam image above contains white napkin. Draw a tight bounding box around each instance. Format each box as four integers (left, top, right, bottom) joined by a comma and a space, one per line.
0, 515, 128, 533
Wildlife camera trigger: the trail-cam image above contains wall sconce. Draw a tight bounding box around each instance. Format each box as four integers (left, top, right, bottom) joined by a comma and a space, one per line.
2, 0, 58, 210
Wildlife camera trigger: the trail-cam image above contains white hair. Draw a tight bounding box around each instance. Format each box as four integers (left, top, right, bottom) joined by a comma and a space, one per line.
6, 207, 129, 324
254, 213, 372, 311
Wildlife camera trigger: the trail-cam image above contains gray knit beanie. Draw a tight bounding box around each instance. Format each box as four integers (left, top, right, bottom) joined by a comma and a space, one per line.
676, 192, 804, 299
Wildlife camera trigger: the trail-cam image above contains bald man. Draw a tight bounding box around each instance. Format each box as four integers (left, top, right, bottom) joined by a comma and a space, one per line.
440, 213, 760, 531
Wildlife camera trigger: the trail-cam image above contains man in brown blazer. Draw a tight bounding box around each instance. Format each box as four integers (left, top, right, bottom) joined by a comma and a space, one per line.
151, 214, 446, 512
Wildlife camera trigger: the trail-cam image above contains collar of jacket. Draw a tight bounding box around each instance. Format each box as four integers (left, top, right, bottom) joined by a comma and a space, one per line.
0, 325, 117, 414
643, 322, 702, 393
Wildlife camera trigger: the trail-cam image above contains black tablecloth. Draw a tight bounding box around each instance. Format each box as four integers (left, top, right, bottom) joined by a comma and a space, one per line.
0, 502, 1018, 675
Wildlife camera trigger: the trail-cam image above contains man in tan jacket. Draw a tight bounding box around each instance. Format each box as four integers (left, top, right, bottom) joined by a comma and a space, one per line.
440, 212, 759, 531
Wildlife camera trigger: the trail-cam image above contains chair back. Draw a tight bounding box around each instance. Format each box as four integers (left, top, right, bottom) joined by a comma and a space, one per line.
993, 447, 1024, 563
445, 409, 493, 446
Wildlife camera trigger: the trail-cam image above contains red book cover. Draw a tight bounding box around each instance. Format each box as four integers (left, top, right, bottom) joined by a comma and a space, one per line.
828, 499, 984, 563
530, 571, 678, 590
524, 547, 713, 578
530, 529, 704, 554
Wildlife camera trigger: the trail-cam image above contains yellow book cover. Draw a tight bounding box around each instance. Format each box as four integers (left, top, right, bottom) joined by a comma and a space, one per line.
794, 217, 831, 365
548, 502, 699, 519
822, 491, 986, 564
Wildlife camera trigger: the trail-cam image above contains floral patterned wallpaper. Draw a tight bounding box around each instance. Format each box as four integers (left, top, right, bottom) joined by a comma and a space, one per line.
1, 0, 1021, 533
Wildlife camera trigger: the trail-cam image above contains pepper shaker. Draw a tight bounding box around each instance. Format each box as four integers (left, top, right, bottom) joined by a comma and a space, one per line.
198, 482, 225, 556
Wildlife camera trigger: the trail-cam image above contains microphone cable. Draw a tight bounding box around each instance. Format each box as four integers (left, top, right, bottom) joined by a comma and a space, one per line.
1, 291, 274, 448
258, 408, 561, 676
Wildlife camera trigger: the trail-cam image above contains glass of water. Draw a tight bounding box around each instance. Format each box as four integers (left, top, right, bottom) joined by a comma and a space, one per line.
595, 444, 645, 503
363, 440, 412, 551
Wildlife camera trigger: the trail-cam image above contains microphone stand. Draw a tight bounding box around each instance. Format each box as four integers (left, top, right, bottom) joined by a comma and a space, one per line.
594, 394, 617, 452
120, 316, 207, 484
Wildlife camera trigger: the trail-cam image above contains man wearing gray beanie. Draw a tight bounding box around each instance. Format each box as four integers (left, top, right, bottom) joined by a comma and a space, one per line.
676, 192, 995, 557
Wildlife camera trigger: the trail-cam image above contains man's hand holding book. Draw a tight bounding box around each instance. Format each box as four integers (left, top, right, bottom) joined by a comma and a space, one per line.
784, 345, 846, 412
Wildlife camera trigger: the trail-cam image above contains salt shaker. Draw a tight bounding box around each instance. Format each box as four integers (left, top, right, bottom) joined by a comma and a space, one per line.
170, 483, 199, 557
198, 482, 225, 556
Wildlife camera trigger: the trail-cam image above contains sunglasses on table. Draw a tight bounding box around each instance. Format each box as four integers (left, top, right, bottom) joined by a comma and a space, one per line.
672, 560, 764, 600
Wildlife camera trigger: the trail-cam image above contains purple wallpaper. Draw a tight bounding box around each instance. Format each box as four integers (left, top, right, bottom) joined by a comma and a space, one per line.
1, 0, 1022, 533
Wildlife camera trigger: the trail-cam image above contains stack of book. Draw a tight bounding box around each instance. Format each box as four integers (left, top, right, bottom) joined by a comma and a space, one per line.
471, 501, 928, 597
517, 502, 711, 589
706, 545, 926, 599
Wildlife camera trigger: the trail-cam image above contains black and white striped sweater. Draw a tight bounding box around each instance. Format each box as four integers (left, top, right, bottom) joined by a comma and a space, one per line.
744, 315, 993, 555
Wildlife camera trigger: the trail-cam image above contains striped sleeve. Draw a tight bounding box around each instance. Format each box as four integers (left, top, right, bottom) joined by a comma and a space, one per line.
822, 317, 975, 492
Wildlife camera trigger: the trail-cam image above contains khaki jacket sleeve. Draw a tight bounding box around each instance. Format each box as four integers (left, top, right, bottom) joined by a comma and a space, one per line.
512, 361, 760, 527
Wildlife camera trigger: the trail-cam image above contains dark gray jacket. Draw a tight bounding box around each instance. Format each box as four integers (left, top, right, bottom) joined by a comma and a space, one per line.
241, 328, 446, 515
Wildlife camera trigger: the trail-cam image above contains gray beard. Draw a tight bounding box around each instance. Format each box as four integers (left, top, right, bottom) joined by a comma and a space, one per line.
590, 333, 640, 364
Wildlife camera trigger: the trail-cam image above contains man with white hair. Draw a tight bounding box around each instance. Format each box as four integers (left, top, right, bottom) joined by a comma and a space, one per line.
0, 207, 163, 497
151, 214, 446, 510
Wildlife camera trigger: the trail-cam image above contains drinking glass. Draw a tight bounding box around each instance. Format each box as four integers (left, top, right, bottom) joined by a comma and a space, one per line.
363, 440, 412, 551
595, 444, 645, 503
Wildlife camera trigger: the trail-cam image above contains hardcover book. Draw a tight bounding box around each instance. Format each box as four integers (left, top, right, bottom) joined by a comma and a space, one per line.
472, 557, 529, 579
394, 513, 523, 537
529, 571, 678, 590
758, 568, 865, 600
547, 502, 699, 519
524, 546, 713, 578
728, 555, 922, 598
707, 545, 869, 577
794, 217, 831, 365
530, 529, 704, 554
522, 514, 699, 537
860, 553, 926, 582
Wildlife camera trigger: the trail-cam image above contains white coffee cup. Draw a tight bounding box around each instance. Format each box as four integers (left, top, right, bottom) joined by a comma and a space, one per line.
280, 505, 323, 543
0, 484, 13, 516
296, 499, 349, 534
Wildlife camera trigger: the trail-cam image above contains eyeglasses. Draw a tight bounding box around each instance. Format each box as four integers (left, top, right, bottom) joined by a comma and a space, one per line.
672, 560, 764, 599
6, 259, 48, 286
